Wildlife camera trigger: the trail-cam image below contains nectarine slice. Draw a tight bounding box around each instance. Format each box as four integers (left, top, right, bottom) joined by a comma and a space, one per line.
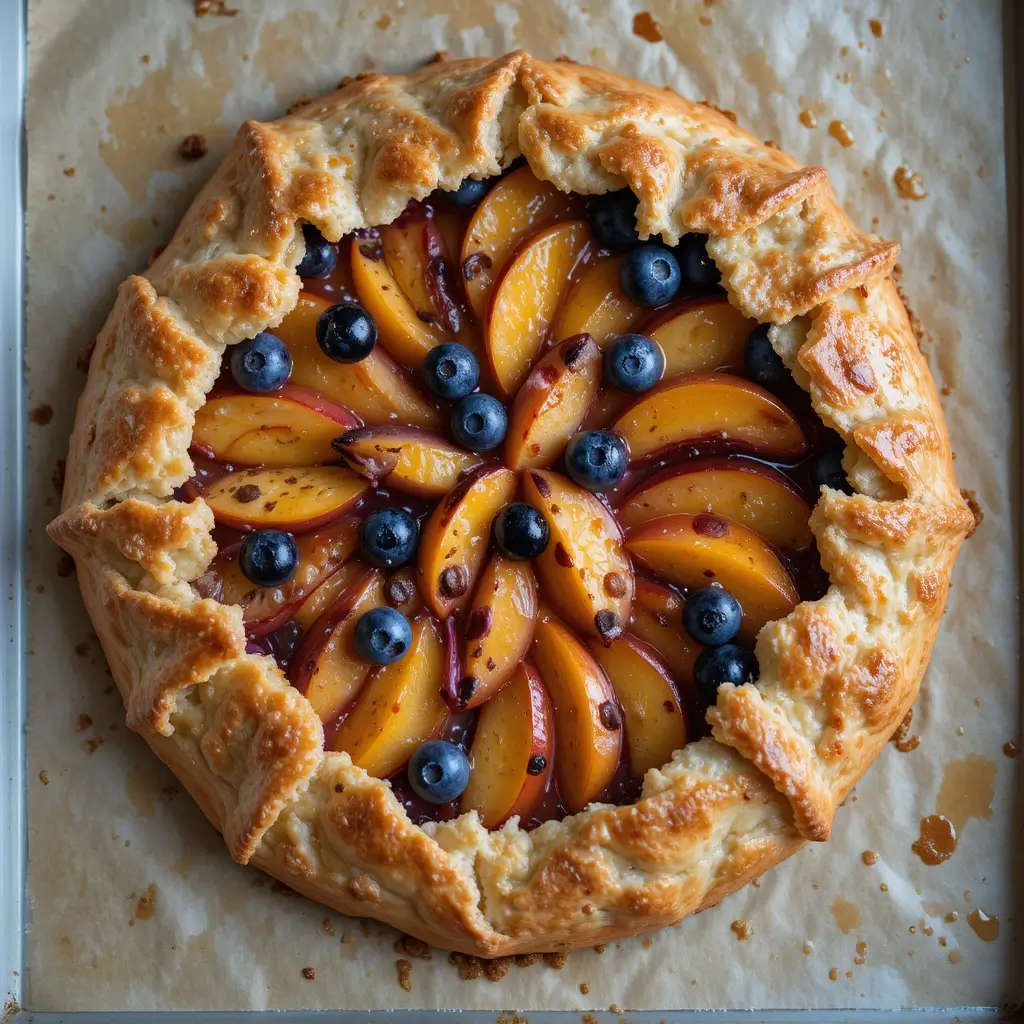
630, 578, 703, 686
417, 465, 517, 618
612, 373, 807, 463
460, 662, 553, 827
554, 253, 645, 347
618, 458, 813, 549
203, 466, 368, 532
462, 165, 585, 322
626, 513, 799, 642
588, 634, 688, 778
485, 220, 592, 398
522, 469, 633, 641
645, 297, 757, 376
290, 569, 385, 724
292, 559, 371, 633
351, 237, 444, 369
334, 426, 482, 499
505, 334, 602, 471
330, 613, 448, 776
276, 294, 442, 430
193, 385, 359, 467
532, 615, 621, 813
459, 554, 538, 708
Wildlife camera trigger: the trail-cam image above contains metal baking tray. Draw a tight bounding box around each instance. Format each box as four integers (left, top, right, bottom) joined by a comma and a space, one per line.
1, 0, 1018, 1019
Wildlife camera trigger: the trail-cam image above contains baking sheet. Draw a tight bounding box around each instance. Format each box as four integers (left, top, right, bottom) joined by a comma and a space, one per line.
21, 0, 1019, 1013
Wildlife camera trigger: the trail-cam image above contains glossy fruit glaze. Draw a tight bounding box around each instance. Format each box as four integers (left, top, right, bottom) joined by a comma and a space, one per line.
181, 164, 845, 830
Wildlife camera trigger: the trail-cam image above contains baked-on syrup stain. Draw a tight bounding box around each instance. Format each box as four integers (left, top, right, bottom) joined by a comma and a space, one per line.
912, 753, 997, 864
966, 908, 1000, 942
830, 896, 862, 934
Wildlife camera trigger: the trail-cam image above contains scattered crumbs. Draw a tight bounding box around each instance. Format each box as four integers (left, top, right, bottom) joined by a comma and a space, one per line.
376, 13, 392, 29
977, 165, 987, 179
63, 167, 75, 177
140, 54, 150, 64
194, 0, 238, 15
948, 949, 963, 964
939, 8, 947, 18
632, 11, 663, 42
960, 489, 983, 536
543, 951, 568, 969
135, 884, 158, 921
396, 958, 412, 992
803, 940, 814, 956
811, 882, 820, 890
946, 911, 959, 922
47, 193, 55, 201
38, 770, 49, 785
939, 936, 947, 947
394, 935, 432, 959
75, 713, 93, 731
179, 134, 208, 160
515, 952, 543, 968
642, 937, 653, 948
580, 983, 590, 995
83, 736, 105, 755
301, 966, 316, 981
828, 120, 855, 147
909, 925, 917, 934
594, 943, 606, 954
880, 884, 889, 892
893, 165, 929, 200
322, 918, 335, 937
840, 45, 850, 57
854, 940, 868, 966
1003, 741, 1020, 758
730, 920, 753, 941
861, 850, 878, 866
891, 709, 921, 752
699, 14, 712, 25
941, 385, 952, 396
974, 698, 983, 709
30, 404, 53, 425
448, 952, 514, 981
799, 110, 817, 129
869, 19, 883, 37
829, 967, 839, 982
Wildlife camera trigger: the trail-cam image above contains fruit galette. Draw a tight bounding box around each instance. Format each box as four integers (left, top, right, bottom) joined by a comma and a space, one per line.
50, 53, 974, 955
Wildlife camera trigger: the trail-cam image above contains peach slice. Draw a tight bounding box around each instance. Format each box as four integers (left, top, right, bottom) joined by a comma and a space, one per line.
462, 164, 586, 322
645, 297, 757, 376
205, 516, 360, 637
581, 386, 632, 432
351, 237, 444, 369
505, 334, 602, 471
460, 662, 554, 827
485, 220, 592, 398
531, 614, 622, 813
334, 426, 482, 499
417, 465, 517, 618
193, 385, 359, 467
276, 294, 442, 430
588, 634, 688, 778
330, 613, 448, 776
290, 568, 385, 725
459, 554, 538, 708
611, 373, 808, 463
618, 458, 814, 549
203, 466, 368, 532
522, 469, 633, 641
630, 578, 703, 686
626, 514, 799, 643
554, 253, 645, 347
292, 559, 372, 633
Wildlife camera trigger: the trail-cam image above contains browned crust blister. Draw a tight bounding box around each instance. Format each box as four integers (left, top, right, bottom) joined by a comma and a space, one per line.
47, 52, 973, 955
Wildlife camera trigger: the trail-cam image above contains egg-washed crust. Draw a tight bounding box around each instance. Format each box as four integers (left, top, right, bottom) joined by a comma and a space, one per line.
48, 52, 973, 955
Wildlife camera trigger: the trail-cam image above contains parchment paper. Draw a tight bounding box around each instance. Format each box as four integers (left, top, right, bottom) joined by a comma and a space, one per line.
23, 0, 1020, 1012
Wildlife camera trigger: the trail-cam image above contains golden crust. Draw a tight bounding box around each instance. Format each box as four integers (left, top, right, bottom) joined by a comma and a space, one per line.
48, 52, 971, 955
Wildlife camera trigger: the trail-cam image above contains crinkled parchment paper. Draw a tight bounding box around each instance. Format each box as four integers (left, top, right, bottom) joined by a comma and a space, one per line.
23, 0, 1019, 1012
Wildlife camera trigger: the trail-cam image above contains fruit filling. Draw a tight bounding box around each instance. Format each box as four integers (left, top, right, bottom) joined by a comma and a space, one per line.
185, 165, 843, 829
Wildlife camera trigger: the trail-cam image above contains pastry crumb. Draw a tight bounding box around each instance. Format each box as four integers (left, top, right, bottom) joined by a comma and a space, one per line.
179, 134, 209, 160
38, 770, 49, 785
580, 982, 590, 994
30, 404, 53, 425
75, 713, 93, 731
395, 935, 432, 959
1003, 741, 1020, 758
861, 850, 878, 866
63, 167, 75, 177
82, 736, 105, 756
893, 165, 928, 200
301, 966, 316, 980
632, 11, 663, 42
960, 490, 983, 537
396, 958, 412, 991
891, 708, 920, 753
730, 920, 753, 940
194, 0, 238, 15
322, 918, 335, 937
543, 951, 568, 969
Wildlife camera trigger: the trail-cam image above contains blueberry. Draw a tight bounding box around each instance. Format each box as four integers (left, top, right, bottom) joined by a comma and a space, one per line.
590, 190, 641, 250
494, 502, 550, 560
316, 303, 378, 363
408, 740, 470, 803
423, 343, 479, 400
565, 430, 629, 491
744, 324, 787, 388
359, 508, 419, 568
438, 178, 491, 207
296, 224, 338, 279
810, 450, 850, 493
450, 393, 507, 451
619, 245, 682, 307
674, 232, 721, 291
238, 530, 298, 587
229, 333, 292, 394
604, 334, 665, 394
682, 587, 742, 646
693, 644, 759, 707
353, 606, 413, 665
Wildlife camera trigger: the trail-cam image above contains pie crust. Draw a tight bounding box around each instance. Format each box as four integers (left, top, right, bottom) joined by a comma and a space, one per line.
48, 52, 974, 955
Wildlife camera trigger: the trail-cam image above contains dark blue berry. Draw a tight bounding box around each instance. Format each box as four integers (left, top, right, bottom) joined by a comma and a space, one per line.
745, 324, 787, 387
683, 587, 742, 646
590, 190, 641, 250
693, 644, 759, 707
810, 450, 850, 493
619, 245, 682, 307
604, 334, 665, 394
674, 233, 721, 291
229, 333, 292, 394
450, 393, 507, 452
238, 530, 298, 587
353, 606, 412, 665
565, 430, 629, 491
494, 503, 549, 560
359, 509, 419, 569
407, 740, 470, 802
423, 343, 479, 400
438, 178, 490, 207
316, 303, 378, 363
296, 224, 338, 279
